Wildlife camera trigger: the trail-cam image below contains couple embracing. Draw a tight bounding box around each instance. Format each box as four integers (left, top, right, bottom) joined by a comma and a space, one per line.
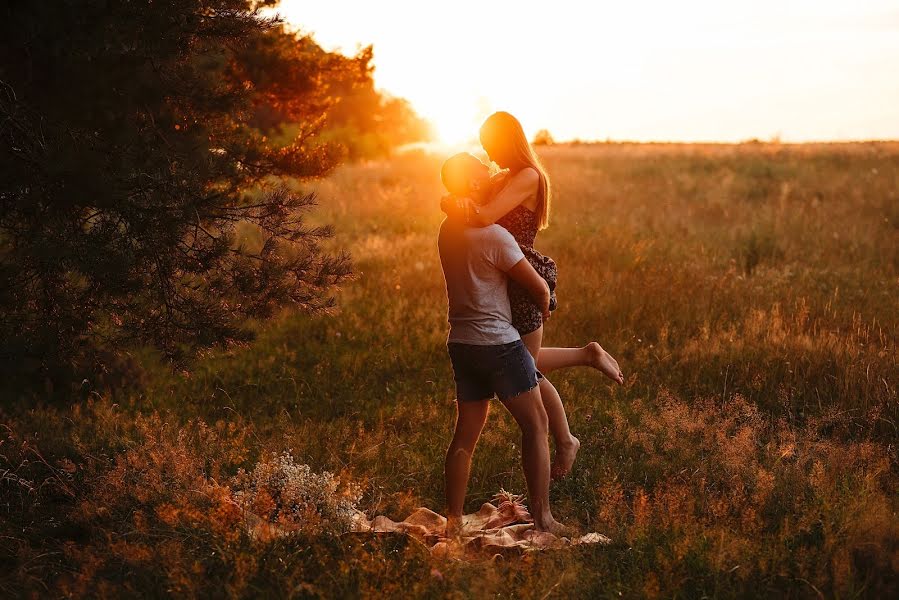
438, 112, 624, 536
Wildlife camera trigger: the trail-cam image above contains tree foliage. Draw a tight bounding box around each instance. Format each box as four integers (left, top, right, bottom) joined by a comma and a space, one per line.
532, 129, 555, 146
323, 67, 434, 159
250, 42, 434, 160
0, 1, 411, 395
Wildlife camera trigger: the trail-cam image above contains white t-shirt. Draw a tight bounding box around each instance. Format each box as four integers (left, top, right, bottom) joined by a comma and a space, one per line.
437, 219, 526, 345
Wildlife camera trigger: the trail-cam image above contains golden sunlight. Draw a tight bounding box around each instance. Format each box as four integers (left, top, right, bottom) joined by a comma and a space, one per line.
419, 94, 488, 147
5, 2, 899, 597
269, 0, 899, 142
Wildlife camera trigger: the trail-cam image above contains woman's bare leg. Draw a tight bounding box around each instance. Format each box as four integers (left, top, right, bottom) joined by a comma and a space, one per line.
521, 327, 580, 479
537, 342, 624, 384
500, 385, 566, 534
540, 378, 581, 479
445, 399, 489, 533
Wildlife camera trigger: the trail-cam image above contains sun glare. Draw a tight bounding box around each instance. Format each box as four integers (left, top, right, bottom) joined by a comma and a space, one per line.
418, 96, 485, 148
270, 0, 899, 142
431, 111, 477, 147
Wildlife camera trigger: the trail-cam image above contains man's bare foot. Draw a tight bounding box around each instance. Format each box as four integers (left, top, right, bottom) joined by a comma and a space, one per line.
534, 516, 571, 537
444, 515, 463, 539
587, 342, 624, 385
550, 435, 580, 480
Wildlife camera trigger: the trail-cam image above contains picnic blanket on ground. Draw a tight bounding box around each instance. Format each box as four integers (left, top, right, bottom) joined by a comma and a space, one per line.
351, 491, 611, 555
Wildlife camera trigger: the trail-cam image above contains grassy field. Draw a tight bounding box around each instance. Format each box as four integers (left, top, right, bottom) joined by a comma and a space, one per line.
3, 143, 898, 598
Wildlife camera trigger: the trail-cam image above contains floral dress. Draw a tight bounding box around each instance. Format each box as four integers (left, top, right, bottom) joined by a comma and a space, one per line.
496, 205, 558, 335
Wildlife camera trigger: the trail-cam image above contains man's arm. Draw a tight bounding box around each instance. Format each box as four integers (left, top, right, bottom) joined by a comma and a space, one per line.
506, 258, 551, 321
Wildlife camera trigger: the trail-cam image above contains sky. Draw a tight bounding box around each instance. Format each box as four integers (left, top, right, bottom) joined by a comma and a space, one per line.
269, 0, 899, 144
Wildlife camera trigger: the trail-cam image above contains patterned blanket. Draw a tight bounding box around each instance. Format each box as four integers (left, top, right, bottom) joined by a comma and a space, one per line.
352, 491, 611, 556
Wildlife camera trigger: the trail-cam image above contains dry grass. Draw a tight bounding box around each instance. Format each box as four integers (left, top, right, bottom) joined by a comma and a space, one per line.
2, 142, 897, 598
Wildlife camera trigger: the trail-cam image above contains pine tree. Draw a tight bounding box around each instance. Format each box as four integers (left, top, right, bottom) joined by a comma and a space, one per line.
0, 1, 362, 395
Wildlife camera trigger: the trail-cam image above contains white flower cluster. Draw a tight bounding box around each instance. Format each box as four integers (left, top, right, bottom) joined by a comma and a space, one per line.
234, 451, 362, 532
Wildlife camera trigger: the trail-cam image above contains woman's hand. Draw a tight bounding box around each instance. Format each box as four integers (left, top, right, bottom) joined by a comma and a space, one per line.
456, 197, 480, 223
441, 194, 479, 224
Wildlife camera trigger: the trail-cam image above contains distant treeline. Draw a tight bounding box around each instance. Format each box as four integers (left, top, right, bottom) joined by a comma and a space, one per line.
250, 42, 433, 160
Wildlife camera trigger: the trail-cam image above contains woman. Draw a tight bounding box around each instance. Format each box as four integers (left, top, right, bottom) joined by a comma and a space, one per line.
446, 111, 623, 479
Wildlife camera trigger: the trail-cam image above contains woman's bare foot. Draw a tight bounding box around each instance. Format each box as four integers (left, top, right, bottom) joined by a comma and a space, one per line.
550, 435, 580, 480
534, 516, 571, 537
587, 342, 624, 385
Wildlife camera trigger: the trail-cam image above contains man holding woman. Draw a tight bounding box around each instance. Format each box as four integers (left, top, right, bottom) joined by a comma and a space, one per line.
438, 112, 624, 536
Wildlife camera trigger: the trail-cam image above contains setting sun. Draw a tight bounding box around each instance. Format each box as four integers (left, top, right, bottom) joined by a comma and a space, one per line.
419, 94, 486, 147
431, 114, 474, 147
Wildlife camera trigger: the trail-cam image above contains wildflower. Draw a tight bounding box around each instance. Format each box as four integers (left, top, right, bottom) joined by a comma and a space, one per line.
233, 451, 362, 534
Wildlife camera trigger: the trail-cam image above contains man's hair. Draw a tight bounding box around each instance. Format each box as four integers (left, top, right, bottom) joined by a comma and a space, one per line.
440, 153, 485, 196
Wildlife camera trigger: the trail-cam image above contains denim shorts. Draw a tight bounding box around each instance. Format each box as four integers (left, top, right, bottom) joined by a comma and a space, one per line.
447, 339, 542, 402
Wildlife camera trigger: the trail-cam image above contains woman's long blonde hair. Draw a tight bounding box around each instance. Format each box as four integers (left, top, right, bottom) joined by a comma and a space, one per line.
479, 111, 552, 229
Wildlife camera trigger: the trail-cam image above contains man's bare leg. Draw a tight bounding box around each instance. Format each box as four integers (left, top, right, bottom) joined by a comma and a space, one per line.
500, 385, 567, 534
444, 398, 489, 535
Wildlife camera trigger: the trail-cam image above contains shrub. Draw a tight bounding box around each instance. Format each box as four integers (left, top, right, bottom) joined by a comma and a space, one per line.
233, 450, 363, 535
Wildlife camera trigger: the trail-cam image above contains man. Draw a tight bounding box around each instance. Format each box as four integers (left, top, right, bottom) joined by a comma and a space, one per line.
438, 153, 567, 536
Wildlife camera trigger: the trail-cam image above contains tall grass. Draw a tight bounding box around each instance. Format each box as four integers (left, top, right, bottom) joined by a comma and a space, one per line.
2, 143, 897, 598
